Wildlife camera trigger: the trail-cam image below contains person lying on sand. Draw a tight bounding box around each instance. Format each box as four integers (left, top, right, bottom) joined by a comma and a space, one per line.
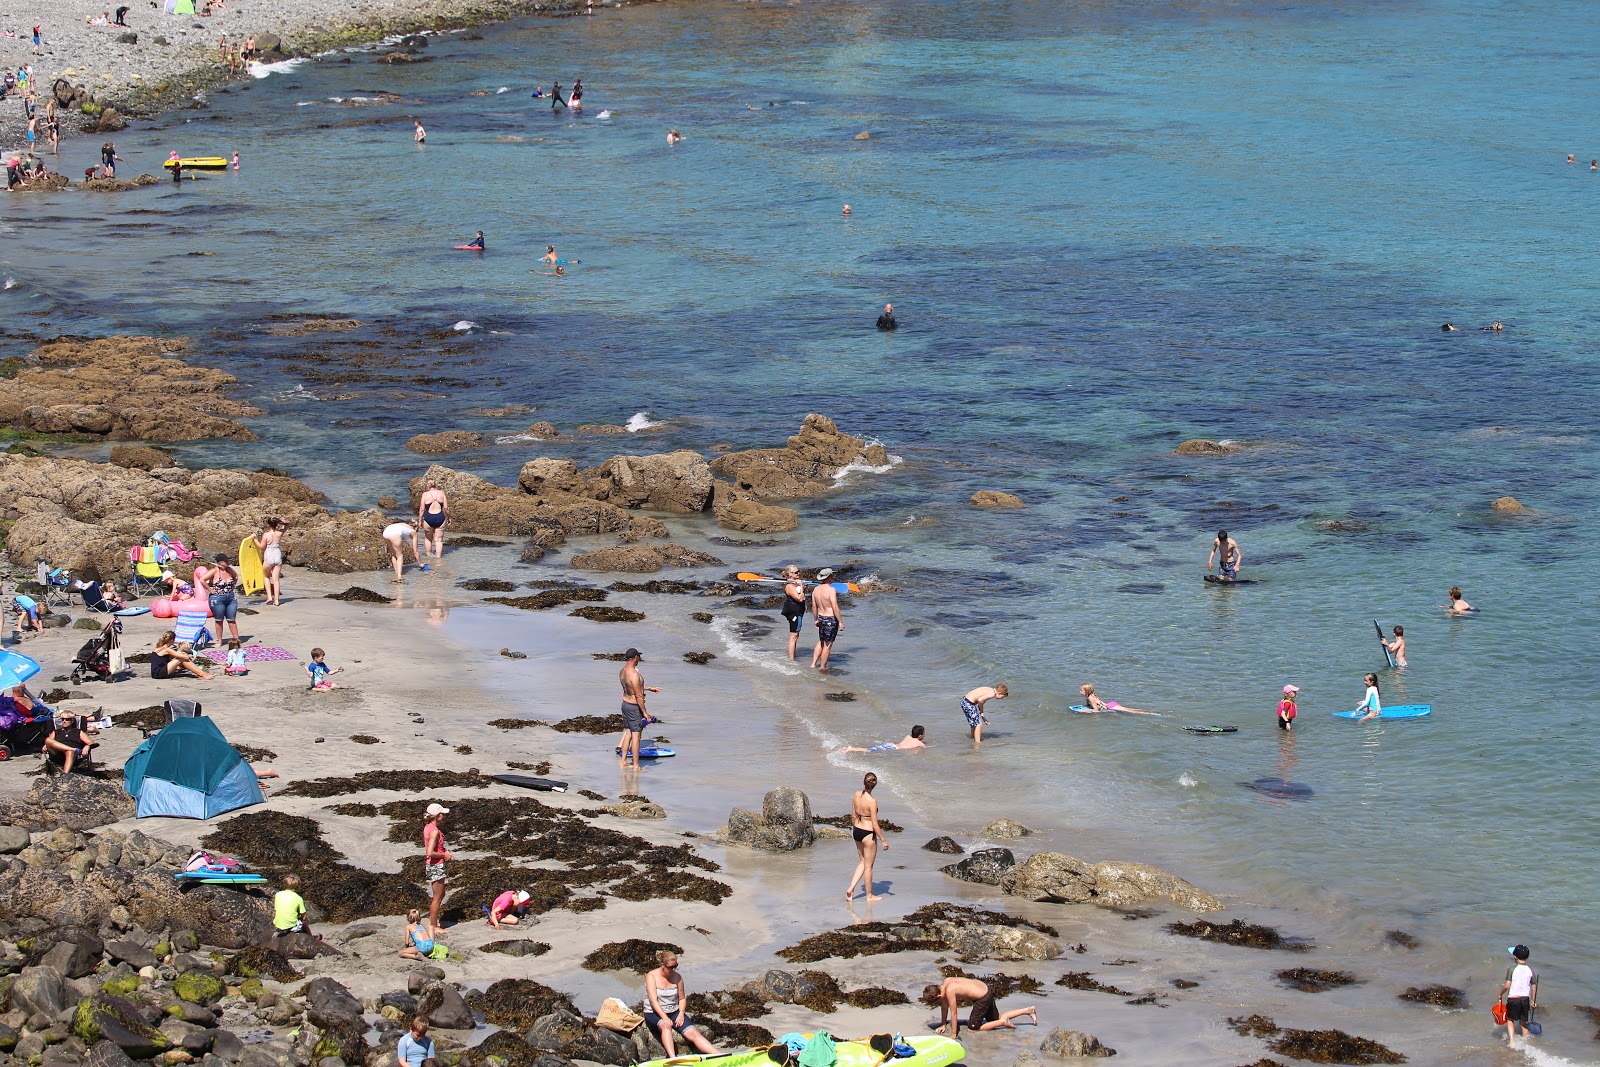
841, 725, 925, 753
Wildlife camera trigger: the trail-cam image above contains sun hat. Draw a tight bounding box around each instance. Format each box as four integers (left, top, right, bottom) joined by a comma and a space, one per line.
1283, 685, 1299, 694
816, 568, 833, 579
425, 802, 450, 816
514, 890, 531, 904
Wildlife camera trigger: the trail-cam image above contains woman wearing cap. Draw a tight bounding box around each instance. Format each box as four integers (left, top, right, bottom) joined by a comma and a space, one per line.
644, 950, 718, 1059
487, 888, 531, 927
781, 565, 806, 661
1277, 685, 1299, 731
422, 803, 453, 938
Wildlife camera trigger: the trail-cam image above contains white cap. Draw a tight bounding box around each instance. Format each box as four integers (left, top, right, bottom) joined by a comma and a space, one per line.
1283, 685, 1299, 694
425, 803, 450, 816
514, 890, 531, 904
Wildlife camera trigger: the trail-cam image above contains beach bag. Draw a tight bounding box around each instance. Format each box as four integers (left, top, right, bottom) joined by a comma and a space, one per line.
427, 944, 448, 960
185, 850, 241, 873
1491, 1002, 1508, 1026
596, 998, 644, 1033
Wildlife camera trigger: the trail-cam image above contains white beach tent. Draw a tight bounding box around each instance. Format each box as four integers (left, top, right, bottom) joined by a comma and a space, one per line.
163, 0, 197, 14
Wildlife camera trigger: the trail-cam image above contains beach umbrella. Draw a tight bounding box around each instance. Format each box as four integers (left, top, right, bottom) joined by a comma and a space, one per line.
0, 650, 41, 691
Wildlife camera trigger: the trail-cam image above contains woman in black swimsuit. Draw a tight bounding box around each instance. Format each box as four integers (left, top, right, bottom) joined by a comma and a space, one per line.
151, 631, 212, 680
845, 772, 887, 902
781, 564, 806, 661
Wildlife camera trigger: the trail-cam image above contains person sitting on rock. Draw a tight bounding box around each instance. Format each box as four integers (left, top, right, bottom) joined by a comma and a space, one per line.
396, 1014, 436, 1067
645, 950, 719, 1059
272, 874, 310, 937
398, 909, 436, 961
486, 889, 531, 927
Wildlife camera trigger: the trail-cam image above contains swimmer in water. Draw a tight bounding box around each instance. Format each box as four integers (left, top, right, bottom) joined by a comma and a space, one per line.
666, 129, 682, 145
529, 264, 565, 277
1570, 154, 1576, 164
1447, 585, 1475, 613
531, 85, 544, 98
230, 151, 239, 170
840, 726, 926, 754
466, 230, 485, 250
1382, 624, 1407, 668
1441, 323, 1457, 332
1078, 683, 1155, 715
414, 119, 426, 144
1483, 321, 1503, 332
842, 204, 851, 216
541, 245, 559, 263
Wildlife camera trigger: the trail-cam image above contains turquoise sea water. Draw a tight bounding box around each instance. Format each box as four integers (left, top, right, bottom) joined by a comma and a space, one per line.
5, 0, 1599, 1055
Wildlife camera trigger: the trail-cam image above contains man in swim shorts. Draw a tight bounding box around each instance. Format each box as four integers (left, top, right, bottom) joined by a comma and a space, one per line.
922, 976, 1036, 1038
841, 725, 925, 753
417, 481, 450, 561
1207, 529, 1242, 581
961, 684, 1008, 743
617, 647, 659, 767
810, 569, 842, 670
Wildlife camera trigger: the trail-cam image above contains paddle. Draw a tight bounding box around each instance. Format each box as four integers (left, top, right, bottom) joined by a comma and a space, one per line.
1374, 619, 1395, 668
735, 572, 860, 594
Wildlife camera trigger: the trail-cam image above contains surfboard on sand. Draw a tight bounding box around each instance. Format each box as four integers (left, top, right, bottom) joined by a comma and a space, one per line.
1375, 619, 1395, 668
239, 536, 265, 595
492, 774, 568, 792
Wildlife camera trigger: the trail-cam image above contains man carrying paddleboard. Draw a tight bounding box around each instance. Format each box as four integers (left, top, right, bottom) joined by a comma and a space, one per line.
618, 647, 659, 768
810, 570, 843, 671
1207, 529, 1243, 582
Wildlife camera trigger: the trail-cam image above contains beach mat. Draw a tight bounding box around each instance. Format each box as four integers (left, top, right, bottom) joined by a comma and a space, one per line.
200, 645, 296, 664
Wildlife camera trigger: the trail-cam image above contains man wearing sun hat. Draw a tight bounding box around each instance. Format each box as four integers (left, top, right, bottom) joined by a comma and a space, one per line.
1277, 685, 1299, 731
809, 570, 842, 671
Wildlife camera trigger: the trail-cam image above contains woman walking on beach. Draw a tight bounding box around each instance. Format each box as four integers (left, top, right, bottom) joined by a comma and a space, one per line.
846, 772, 888, 902
254, 518, 286, 606
644, 951, 718, 1059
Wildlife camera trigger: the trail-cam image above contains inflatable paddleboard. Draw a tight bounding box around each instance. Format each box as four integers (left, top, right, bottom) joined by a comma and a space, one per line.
615, 746, 676, 759
492, 774, 568, 792
239, 536, 265, 596
174, 872, 267, 884
640, 1036, 964, 1067
1332, 704, 1431, 719
162, 157, 229, 170
453, 244, 485, 251
1375, 620, 1395, 668
113, 606, 152, 617
1184, 725, 1238, 734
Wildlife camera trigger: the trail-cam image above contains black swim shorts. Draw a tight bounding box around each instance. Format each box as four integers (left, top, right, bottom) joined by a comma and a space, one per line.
966, 993, 999, 1030
816, 617, 839, 645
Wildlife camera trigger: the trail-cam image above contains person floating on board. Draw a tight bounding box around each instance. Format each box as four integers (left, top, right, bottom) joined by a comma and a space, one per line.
1382, 625, 1407, 668
1078, 682, 1153, 715
1354, 672, 1381, 721
876, 303, 897, 330
463, 231, 484, 250
1207, 529, 1242, 581
961, 683, 1008, 742
1277, 685, 1298, 731
1447, 586, 1475, 614
1498, 945, 1538, 1046
541, 245, 559, 263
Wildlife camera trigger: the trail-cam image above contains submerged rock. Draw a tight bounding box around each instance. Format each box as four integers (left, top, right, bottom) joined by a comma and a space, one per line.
1173, 438, 1238, 456
970, 490, 1025, 509
406, 430, 484, 454
1490, 495, 1527, 513
982, 818, 1032, 839
942, 848, 1017, 886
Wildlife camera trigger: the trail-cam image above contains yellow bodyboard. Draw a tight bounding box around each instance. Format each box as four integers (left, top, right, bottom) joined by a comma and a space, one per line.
238, 536, 265, 595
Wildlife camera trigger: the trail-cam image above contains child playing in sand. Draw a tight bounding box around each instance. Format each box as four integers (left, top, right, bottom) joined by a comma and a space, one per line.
273, 874, 309, 937
306, 648, 343, 690
224, 639, 249, 676
398, 908, 436, 960
487, 889, 531, 927
1277, 685, 1298, 731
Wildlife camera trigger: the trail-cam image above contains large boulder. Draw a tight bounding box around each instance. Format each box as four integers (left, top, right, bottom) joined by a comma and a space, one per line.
710, 482, 798, 533
0, 774, 134, 831
999, 852, 1096, 904
932, 922, 1061, 963
41, 927, 105, 978
1038, 1029, 1115, 1058
72, 992, 171, 1057
1090, 860, 1221, 912
716, 788, 815, 851
411, 465, 650, 544
10, 965, 68, 1017
108, 445, 175, 470
940, 848, 1016, 886
970, 490, 1025, 509
586, 451, 713, 513
0, 824, 29, 853
406, 431, 483, 455
416, 982, 474, 1030
304, 977, 365, 1063
1490, 495, 1526, 513
1172, 439, 1235, 456
710, 414, 892, 500
517, 458, 584, 495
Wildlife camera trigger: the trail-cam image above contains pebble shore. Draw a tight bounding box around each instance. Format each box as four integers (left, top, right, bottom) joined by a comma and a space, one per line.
0, 0, 645, 154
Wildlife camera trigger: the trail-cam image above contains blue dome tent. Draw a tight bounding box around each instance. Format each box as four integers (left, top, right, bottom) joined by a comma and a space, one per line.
123, 716, 263, 820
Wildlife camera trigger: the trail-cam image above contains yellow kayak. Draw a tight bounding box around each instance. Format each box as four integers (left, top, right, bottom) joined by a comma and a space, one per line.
639, 1036, 964, 1067
162, 157, 229, 170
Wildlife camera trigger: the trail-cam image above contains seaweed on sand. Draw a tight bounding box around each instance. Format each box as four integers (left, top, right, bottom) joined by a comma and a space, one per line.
550, 715, 624, 734
465, 978, 578, 1032
327, 587, 389, 603
1275, 968, 1361, 993
687, 990, 772, 1020
1167, 918, 1312, 952
349, 735, 381, 745
482, 940, 552, 958
489, 718, 547, 730
234, 745, 277, 762
1056, 972, 1131, 996
935, 967, 1044, 1000
699, 1019, 775, 1047
1397, 986, 1463, 1008
1384, 930, 1420, 949
565, 896, 607, 912
326, 803, 378, 817
226, 945, 302, 981
904, 902, 1059, 937
610, 869, 731, 906
506, 761, 552, 775
570, 606, 646, 622
608, 580, 704, 594
111, 706, 165, 730
487, 588, 607, 611
1228, 1015, 1281, 1039
461, 579, 517, 592
778, 929, 945, 964
276, 769, 487, 799
1268, 1029, 1406, 1064
582, 939, 685, 974
843, 987, 911, 1009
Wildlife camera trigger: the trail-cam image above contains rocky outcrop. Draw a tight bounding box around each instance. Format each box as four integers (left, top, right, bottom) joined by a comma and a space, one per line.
999, 852, 1221, 912
1490, 495, 1526, 513
982, 819, 1033, 839
0, 454, 389, 579
970, 490, 1025, 509
716, 788, 816, 851
710, 414, 891, 500
710, 482, 798, 533
941, 848, 1016, 886
406, 430, 484, 454
107, 445, 175, 470
411, 465, 659, 546
570, 544, 724, 574
1173, 439, 1237, 456
1039, 1029, 1116, 1058
0, 336, 260, 442
931, 922, 1061, 962
586, 451, 713, 513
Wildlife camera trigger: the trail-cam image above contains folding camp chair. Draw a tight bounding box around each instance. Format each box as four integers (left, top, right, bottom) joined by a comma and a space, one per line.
35, 561, 72, 608
129, 545, 166, 596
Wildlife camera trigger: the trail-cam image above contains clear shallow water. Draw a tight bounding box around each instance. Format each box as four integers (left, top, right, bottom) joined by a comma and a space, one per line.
4, 0, 1600, 1054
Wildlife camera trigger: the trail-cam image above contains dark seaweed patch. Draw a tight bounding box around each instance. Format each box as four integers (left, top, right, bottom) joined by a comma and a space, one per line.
466, 979, 578, 1032
684, 652, 716, 664
570, 606, 645, 622
1384, 930, 1420, 949
349, 735, 381, 745
461, 579, 517, 592
1056, 972, 1131, 996
481, 940, 552, 957
235, 745, 278, 763
111, 705, 165, 730
276, 769, 487, 799
609, 580, 704, 594
699, 1019, 774, 1047
488, 718, 548, 730
690, 612, 715, 623
1167, 918, 1311, 951
326, 803, 378, 817
1269, 1030, 1406, 1064
1276, 969, 1360, 993
687, 990, 771, 1020
506, 761, 552, 775
905, 902, 1058, 937
582, 939, 684, 973
777, 930, 944, 964
488, 588, 607, 610
327, 586, 389, 603
610, 869, 731, 906
1397, 985, 1462, 1008
843, 987, 910, 1009
550, 715, 623, 734
1228, 1015, 1281, 1039
823, 692, 856, 702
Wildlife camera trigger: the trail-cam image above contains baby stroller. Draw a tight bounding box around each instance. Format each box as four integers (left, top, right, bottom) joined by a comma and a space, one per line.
0, 694, 54, 762
71, 617, 124, 685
